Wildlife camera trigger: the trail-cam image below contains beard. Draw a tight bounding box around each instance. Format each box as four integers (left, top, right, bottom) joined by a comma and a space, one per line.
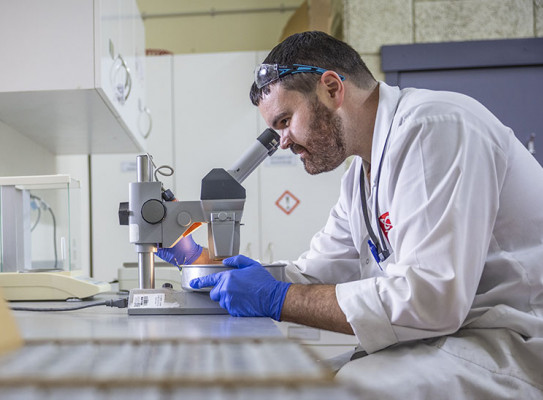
292, 97, 347, 175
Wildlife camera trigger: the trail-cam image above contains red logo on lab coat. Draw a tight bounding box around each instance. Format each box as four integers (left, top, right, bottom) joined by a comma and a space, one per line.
379, 212, 393, 240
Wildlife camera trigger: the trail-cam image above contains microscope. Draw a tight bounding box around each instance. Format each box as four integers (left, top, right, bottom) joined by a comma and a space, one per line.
119, 129, 280, 315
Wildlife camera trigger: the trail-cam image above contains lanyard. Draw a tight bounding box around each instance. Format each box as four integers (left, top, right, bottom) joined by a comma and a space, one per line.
360, 165, 390, 265
360, 103, 397, 265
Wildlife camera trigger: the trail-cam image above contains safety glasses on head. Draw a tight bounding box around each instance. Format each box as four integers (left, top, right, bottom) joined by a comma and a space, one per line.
254, 63, 346, 89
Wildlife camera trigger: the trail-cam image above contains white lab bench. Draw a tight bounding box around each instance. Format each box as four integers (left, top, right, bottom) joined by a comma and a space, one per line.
13, 295, 282, 341
3, 293, 363, 399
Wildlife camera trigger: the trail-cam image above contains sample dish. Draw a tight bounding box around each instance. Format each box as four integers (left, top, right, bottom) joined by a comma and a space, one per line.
181, 263, 286, 292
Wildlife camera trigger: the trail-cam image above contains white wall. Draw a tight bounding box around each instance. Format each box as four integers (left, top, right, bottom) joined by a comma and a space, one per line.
344, 0, 543, 81
137, 0, 304, 54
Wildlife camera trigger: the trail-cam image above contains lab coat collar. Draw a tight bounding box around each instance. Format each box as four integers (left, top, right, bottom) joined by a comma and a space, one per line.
369, 82, 401, 186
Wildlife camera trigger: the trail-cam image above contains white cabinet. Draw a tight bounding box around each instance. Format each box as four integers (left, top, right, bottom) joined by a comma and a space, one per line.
0, 0, 150, 154
98, 0, 150, 142
274, 321, 359, 360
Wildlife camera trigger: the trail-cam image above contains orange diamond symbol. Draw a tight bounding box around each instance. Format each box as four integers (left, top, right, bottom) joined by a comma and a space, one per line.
275, 190, 300, 215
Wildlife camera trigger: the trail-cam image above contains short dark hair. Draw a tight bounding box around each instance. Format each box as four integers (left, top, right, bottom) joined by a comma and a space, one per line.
250, 31, 376, 106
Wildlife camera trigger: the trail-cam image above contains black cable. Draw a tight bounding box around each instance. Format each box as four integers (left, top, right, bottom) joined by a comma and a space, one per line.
29, 194, 58, 269
30, 206, 41, 232
47, 205, 58, 269
9, 298, 128, 312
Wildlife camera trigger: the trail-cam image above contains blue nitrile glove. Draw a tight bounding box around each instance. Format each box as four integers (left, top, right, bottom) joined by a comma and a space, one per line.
155, 235, 203, 267
189, 255, 291, 320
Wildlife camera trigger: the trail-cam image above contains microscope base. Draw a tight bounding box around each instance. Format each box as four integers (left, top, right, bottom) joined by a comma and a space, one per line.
127, 288, 227, 315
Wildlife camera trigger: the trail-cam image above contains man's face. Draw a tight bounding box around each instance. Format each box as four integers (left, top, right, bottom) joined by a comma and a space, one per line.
258, 84, 347, 175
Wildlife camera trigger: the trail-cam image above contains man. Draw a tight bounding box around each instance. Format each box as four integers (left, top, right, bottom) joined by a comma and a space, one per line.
159, 31, 543, 398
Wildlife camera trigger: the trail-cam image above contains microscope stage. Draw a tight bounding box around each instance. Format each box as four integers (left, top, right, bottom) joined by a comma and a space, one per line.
127, 288, 227, 315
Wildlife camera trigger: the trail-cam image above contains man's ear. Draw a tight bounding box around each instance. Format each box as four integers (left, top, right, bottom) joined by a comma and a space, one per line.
319, 71, 344, 109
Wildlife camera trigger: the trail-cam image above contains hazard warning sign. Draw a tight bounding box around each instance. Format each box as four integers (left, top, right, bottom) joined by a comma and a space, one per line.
275, 190, 300, 215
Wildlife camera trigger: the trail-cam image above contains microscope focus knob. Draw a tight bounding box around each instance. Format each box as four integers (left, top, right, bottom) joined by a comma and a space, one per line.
177, 211, 192, 227
118, 202, 130, 225
141, 199, 166, 224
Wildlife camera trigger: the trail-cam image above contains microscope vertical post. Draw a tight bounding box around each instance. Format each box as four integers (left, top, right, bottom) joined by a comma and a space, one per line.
136, 155, 155, 289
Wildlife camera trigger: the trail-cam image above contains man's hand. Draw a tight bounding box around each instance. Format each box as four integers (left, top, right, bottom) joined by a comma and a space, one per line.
189, 255, 291, 320
155, 235, 203, 267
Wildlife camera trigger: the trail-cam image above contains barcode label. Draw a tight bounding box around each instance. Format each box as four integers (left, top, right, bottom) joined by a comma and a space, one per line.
132, 293, 165, 308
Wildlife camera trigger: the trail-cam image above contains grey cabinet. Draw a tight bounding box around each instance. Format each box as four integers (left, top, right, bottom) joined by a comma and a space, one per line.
382, 38, 543, 166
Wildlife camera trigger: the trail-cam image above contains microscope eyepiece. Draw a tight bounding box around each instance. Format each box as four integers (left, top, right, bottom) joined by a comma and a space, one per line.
257, 128, 280, 155
227, 128, 280, 184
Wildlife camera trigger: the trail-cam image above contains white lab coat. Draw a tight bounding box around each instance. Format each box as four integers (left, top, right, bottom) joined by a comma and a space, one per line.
284, 82, 543, 397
